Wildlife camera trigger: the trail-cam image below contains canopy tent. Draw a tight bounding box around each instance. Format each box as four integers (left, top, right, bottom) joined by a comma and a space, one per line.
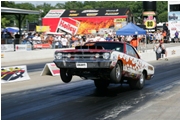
116, 22, 146, 35
2, 27, 19, 33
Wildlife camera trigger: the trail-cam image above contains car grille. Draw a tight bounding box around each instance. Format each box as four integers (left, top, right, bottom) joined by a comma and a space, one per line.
62, 52, 104, 60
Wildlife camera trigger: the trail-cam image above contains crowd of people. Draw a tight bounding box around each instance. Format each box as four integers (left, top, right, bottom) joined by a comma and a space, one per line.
1, 28, 180, 61
1, 30, 146, 49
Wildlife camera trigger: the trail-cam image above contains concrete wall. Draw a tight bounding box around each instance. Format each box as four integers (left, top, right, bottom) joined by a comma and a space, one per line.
140, 46, 180, 61
1, 46, 180, 63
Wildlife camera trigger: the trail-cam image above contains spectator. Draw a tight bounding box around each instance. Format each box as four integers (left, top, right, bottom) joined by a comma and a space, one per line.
130, 35, 139, 49
174, 30, 179, 43
46, 34, 54, 48
104, 31, 108, 38
105, 34, 113, 41
94, 34, 101, 41
153, 40, 162, 60
162, 30, 167, 43
53, 35, 62, 49
14, 32, 20, 44
32, 33, 41, 44
154, 40, 168, 60
61, 35, 68, 48
40, 33, 45, 43
126, 35, 132, 43
70, 35, 77, 46
155, 30, 162, 42
99, 34, 106, 41
81, 34, 86, 42
86, 34, 94, 42
160, 40, 168, 60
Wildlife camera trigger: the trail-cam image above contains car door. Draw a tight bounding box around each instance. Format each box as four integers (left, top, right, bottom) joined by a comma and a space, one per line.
125, 44, 141, 77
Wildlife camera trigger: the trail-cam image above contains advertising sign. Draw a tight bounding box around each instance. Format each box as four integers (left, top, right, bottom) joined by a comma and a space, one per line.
15, 44, 32, 51
168, 11, 180, 38
61, 8, 130, 17
143, 11, 157, 29
1, 65, 30, 83
36, 26, 50, 32
41, 63, 60, 76
1, 44, 14, 52
33, 43, 51, 49
57, 18, 80, 35
43, 8, 131, 34
44, 9, 65, 18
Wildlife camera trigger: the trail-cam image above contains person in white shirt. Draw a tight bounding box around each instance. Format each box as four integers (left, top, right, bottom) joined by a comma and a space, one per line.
53, 35, 62, 48
60, 35, 68, 48
94, 34, 101, 41
32, 33, 41, 44
126, 35, 132, 43
98, 34, 106, 41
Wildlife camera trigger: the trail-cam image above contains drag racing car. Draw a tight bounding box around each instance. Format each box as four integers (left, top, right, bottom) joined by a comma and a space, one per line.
53, 41, 154, 90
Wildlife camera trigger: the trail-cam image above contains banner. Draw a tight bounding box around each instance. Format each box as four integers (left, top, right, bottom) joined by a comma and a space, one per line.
61, 8, 131, 17
43, 8, 131, 34
15, 44, 32, 51
1, 65, 30, 83
168, 11, 180, 38
33, 43, 51, 49
44, 9, 65, 18
57, 18, 80, 35
1, 44, 14, 52
36, 26, 50, 32
41, 63, 60, 76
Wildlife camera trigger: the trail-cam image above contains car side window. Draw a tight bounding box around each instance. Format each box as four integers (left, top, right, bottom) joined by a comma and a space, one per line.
126, 45, 139, 58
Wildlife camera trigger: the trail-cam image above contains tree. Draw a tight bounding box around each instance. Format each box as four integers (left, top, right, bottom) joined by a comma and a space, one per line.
1, 1, 168, 28
1, 17, 10, 28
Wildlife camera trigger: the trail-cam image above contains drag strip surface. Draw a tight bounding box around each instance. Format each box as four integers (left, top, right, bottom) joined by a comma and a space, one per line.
1, 57, 180, 120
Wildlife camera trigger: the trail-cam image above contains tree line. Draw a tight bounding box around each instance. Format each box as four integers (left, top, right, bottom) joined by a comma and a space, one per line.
1, 1, 168, 28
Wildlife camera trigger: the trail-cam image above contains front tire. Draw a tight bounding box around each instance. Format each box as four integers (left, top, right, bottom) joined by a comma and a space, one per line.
60, 68, 72, 83
110, 61, 122, 83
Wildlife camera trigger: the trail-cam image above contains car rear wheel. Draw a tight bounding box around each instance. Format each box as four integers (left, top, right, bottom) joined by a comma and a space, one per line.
110, 61, 122, 83
129, 72, 145, 90
94, 79, 109, 89
60, 68, 72, 83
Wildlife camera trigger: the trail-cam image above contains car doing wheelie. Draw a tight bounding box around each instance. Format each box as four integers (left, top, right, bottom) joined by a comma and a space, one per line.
54, 41, 154, 90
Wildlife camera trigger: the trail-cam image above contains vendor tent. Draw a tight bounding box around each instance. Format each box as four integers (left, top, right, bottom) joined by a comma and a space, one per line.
116, 22, 146, 35
2, 27, 19, 33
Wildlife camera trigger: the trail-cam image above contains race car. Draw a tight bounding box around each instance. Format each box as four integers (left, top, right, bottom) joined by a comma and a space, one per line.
53, 41, 154, 90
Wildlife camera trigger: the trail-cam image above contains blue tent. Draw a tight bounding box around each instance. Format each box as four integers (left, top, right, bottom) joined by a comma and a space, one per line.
116, 22, 146, 35
2, 27, 19, 33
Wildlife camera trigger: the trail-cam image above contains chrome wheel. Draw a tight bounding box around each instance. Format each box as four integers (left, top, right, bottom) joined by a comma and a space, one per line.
116, 64, 121, 79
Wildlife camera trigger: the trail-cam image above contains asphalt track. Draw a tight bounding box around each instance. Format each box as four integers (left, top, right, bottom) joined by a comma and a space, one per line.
1, 56, 180, 120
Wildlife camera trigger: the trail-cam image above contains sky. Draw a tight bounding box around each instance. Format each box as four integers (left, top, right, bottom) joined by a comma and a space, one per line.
13, 1, 66, 6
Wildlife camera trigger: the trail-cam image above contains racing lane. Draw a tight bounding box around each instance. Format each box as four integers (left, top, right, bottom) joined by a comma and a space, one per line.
1, 57, 180, 120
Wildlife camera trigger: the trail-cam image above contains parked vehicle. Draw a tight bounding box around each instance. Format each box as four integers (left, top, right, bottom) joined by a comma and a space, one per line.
53, 41, 154, 90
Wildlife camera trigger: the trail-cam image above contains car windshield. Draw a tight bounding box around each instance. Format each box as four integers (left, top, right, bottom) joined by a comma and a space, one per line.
85, 42, 124, 52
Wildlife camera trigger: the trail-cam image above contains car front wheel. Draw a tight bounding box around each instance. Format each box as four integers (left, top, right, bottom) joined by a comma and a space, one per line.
60, 68, 72, 83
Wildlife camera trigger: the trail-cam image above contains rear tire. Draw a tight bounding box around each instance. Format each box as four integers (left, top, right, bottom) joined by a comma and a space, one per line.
94, 79, 109, 89
60, 68, 72, 83
129, 72, 145, 90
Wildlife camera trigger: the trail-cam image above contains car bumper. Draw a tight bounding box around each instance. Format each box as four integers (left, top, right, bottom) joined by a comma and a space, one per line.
53, 59, 112, 68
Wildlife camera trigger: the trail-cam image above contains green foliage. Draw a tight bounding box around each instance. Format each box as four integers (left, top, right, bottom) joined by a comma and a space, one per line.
1, 1, 168, 28
1, 17, 10, 28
